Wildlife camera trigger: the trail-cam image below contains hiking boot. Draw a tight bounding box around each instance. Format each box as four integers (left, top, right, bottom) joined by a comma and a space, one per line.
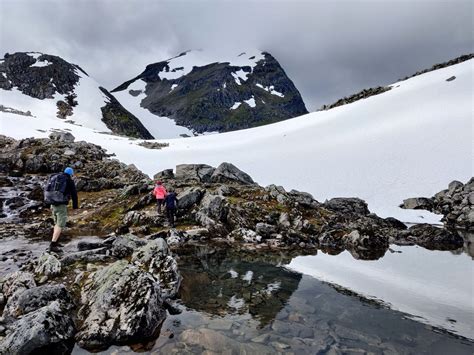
48, 241, 62, 253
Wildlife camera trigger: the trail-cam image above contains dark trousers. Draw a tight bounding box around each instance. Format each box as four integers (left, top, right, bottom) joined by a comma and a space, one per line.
156, 199, 164, 213
166, 207, 176, 227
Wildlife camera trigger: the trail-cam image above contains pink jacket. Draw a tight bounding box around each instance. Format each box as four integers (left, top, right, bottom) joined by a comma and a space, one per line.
153, 185, 167, 199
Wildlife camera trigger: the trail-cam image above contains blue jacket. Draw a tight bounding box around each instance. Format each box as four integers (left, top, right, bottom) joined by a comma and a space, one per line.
164, 192, 178, 209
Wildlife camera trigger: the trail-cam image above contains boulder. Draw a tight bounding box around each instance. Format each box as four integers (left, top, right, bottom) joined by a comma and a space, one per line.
0, 301, 75, 355
177, 187, 204, 210
324, 198, 370, 215
211, 162, 255, 185
200, 194, 229, 221
131, 238, 181, 299
49, 131, 75, 142
109, 234, 147, 258
0, 271, 36, 299
266, 185, 288, 203
3, 284, 75, 319
175, 164, 215, 182
448, 180, 464, 194
76, 260, 166, 350
35, 252, 62, 277
289, 189, 318, 208
400, 197, 434, 210
153, 169, 174, 180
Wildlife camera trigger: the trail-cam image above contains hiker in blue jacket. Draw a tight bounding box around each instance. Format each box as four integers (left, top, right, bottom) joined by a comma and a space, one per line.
44, 167, 78, 251
164, 189, 178, 228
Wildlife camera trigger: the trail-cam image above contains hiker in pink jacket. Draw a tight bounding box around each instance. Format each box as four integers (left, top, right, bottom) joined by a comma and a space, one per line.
153, 181, 167, 214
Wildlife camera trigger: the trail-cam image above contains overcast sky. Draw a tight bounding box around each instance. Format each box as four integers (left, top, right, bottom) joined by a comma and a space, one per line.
1, 0, 472, 110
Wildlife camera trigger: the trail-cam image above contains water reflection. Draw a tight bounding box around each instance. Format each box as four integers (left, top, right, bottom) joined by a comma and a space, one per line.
178, 245, 302, 328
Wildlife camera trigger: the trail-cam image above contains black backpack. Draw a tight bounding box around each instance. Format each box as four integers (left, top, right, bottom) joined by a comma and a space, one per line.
44, 173, 69, 205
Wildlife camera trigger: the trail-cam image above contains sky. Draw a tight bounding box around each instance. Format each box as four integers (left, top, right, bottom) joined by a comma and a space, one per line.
0, 0, 472, 111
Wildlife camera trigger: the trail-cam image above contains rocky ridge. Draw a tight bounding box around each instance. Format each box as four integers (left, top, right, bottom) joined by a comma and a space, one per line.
0, 52, 153, 139
401, 178, 474, 231
112, 50, 308, 133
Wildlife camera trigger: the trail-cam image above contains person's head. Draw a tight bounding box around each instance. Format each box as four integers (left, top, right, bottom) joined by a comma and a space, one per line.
64, 167, 74, 176
156, 181, 162, 185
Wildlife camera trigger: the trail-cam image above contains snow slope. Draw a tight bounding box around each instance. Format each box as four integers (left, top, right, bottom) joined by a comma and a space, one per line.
1, 53, 112, 133
1, 60, 472, 223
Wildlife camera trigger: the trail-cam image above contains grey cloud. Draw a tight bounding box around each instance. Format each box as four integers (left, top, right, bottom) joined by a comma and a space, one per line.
1, 0, 472, 110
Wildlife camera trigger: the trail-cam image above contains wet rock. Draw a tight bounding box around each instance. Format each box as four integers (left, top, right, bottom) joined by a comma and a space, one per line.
61, 248, 111, 266
77, 240, 106, 251
3, 284, 75, 319
35, 252, 62, 277
0, 301, 75, 355
175, 164, 215, 182
177, 187, 204, 210
109, 234, 147, 257
324, 198, 370, 215
76, 260, 166, 351
211, 162, 255, 185
49, 131, 75, 142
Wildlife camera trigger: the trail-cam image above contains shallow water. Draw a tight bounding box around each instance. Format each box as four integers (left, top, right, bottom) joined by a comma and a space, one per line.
72, 244, 473, 354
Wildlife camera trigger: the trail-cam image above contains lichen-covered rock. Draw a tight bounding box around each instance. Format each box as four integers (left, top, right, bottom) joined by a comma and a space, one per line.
0, 301, 76, 355
35, 252, 62, 277
131, 238, 181, 299
75, 260, 166, 351
3, 284, 75, 319
0, 271, 36, 299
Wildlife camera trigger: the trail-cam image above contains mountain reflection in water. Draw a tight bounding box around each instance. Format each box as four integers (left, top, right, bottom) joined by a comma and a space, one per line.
178, 245, 302, 328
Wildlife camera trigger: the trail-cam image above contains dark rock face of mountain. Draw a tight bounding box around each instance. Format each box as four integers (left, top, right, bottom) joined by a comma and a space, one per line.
0, 52, 153, 139
99, 87, 153, 139
112, 51, 308, 133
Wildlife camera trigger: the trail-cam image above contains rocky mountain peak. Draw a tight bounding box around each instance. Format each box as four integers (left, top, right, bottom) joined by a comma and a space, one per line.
112, 50, 308, 133
0, 52, 153, 139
